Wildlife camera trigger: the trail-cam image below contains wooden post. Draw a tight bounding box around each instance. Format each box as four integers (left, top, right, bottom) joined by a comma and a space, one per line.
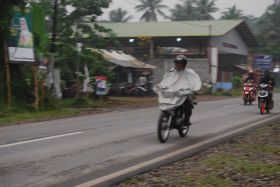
3, 42, 12, 110
32, 65, 39, 110
150, 39, 154, 59
40, 79, 45, 108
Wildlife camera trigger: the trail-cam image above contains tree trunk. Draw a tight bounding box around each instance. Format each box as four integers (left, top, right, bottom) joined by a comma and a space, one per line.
32, 65, 39, 110
3, 42, 12, 110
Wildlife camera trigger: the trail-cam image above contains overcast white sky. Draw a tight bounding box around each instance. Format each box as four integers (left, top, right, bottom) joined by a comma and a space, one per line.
98, 0, 274, 21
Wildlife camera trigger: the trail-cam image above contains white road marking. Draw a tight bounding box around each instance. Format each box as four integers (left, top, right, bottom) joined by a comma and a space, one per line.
0, 131, 83, 148
223, 104, 240, 108
76, 115, 280, 187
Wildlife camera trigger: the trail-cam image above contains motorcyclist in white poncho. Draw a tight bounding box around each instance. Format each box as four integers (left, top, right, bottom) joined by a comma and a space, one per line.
154, 55, 202, 126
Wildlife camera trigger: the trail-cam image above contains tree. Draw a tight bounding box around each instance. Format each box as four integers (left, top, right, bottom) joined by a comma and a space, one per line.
170, 0, 198, 21
260, 5, 280, 45
135, 0, 168, 22
244, 15, 259, 35
0, 0, 26, 109
195, 0, 218, 20
34, 0, 119, 97
221, 5, 244, 19
109, 8, 133, 22
256, 4, 280, 60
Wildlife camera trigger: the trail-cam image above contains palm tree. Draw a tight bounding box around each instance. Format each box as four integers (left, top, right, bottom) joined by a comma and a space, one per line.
260, 5, 280, 44
135, 0, 168, 22
195, 0, 218, 20
171, 0, 198, 21
109, 8, 133, 22
221, 5, 244, 19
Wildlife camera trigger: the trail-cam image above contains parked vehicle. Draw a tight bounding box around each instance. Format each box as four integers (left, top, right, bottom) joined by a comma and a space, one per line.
157, 92, 196, 143
257, 83, 273, 114
242, 81, 256, 105
119, 82, 156, 96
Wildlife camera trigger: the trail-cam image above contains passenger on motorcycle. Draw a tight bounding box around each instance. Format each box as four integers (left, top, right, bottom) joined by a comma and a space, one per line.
154, 55, 202, 126
259, 70, 275, 109
243, 70, 257, 99
244, 70, 256, 83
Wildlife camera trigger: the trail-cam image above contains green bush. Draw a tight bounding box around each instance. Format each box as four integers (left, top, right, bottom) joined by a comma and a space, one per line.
232, 76, 242, 88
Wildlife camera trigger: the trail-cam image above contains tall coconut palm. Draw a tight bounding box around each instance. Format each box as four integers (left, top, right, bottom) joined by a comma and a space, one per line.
195, 0, 218, 20
171, 0, 198, 21
109, 8, 133, 22
135, 0, 168, 22
221, 5, 244, 19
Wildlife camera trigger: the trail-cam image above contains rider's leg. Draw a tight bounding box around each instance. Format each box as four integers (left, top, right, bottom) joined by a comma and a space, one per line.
184, 100, 192, 126
266, 92, 272, 109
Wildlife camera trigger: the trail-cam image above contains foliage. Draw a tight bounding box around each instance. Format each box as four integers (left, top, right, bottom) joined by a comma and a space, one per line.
255, 4, 280, 60
0, 1, 26, 109
109, 8, 133, 22
135, 0, 168, 22
170, 0, 198, 21
232, 75, 242, 88
0, 0, 119, 112
195, 0, 218, 20
220, 5, 244, 19
170, 0, 218, 21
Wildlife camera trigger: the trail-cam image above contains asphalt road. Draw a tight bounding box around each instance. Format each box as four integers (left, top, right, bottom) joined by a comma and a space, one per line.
0, 94, 279, 187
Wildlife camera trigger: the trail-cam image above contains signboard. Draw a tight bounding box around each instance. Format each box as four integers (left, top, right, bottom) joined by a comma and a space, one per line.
8, 8, 35, 62
95, 76, 108, 96
254, 55, 273, 70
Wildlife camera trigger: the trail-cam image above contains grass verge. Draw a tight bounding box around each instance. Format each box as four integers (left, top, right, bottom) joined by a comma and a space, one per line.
117, 121, 280, 187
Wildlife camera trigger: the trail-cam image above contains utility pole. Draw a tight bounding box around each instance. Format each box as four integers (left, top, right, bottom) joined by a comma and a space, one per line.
48, 0, 58, 94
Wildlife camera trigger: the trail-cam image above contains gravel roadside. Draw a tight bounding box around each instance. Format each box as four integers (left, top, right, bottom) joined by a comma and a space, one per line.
116, 120, 280, 187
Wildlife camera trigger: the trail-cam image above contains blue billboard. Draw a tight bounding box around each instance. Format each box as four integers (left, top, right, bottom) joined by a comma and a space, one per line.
254, 55, 273, 70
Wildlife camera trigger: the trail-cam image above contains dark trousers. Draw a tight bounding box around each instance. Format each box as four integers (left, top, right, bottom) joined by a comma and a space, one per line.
184, 99, 192, 123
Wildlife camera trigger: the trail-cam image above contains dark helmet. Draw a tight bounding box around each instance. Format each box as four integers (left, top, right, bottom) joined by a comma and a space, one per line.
174, 55, 188, 64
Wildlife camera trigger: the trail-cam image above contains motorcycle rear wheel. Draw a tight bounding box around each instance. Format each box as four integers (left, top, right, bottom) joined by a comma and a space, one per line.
157, 112, 171, 143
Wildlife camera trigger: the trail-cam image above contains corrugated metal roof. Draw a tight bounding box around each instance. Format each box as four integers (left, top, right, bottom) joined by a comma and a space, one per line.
98, 19, 244, 37
95, 49, 156, 69
97, 19, 258, 46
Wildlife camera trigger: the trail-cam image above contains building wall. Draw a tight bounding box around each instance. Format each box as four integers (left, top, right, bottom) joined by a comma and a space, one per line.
218, 54, 247, 82
211, 29, 249, 56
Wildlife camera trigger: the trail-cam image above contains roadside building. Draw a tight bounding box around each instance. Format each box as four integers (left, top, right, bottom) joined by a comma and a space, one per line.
98, 19, 258, 90
94, 49, 156, 94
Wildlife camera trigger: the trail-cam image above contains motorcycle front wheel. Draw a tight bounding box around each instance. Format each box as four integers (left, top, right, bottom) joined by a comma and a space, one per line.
244, 95, 248, 105
178, 113, 190, 137
260, 99, 265, 114
157, 112, 171, 143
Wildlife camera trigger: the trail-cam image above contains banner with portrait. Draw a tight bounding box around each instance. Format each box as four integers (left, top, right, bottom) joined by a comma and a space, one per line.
8, 8, 35, 62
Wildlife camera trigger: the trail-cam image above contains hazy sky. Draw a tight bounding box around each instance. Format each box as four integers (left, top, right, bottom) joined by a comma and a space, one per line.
99, 0, 274, 21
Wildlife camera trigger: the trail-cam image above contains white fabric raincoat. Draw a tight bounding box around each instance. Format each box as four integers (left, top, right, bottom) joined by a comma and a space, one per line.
154, 68, 202, 111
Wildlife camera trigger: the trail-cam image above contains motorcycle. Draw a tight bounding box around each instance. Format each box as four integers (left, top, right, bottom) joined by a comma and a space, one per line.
257, 83, 273, 114
157, 91, 196, 143
242, 81, 256, 105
